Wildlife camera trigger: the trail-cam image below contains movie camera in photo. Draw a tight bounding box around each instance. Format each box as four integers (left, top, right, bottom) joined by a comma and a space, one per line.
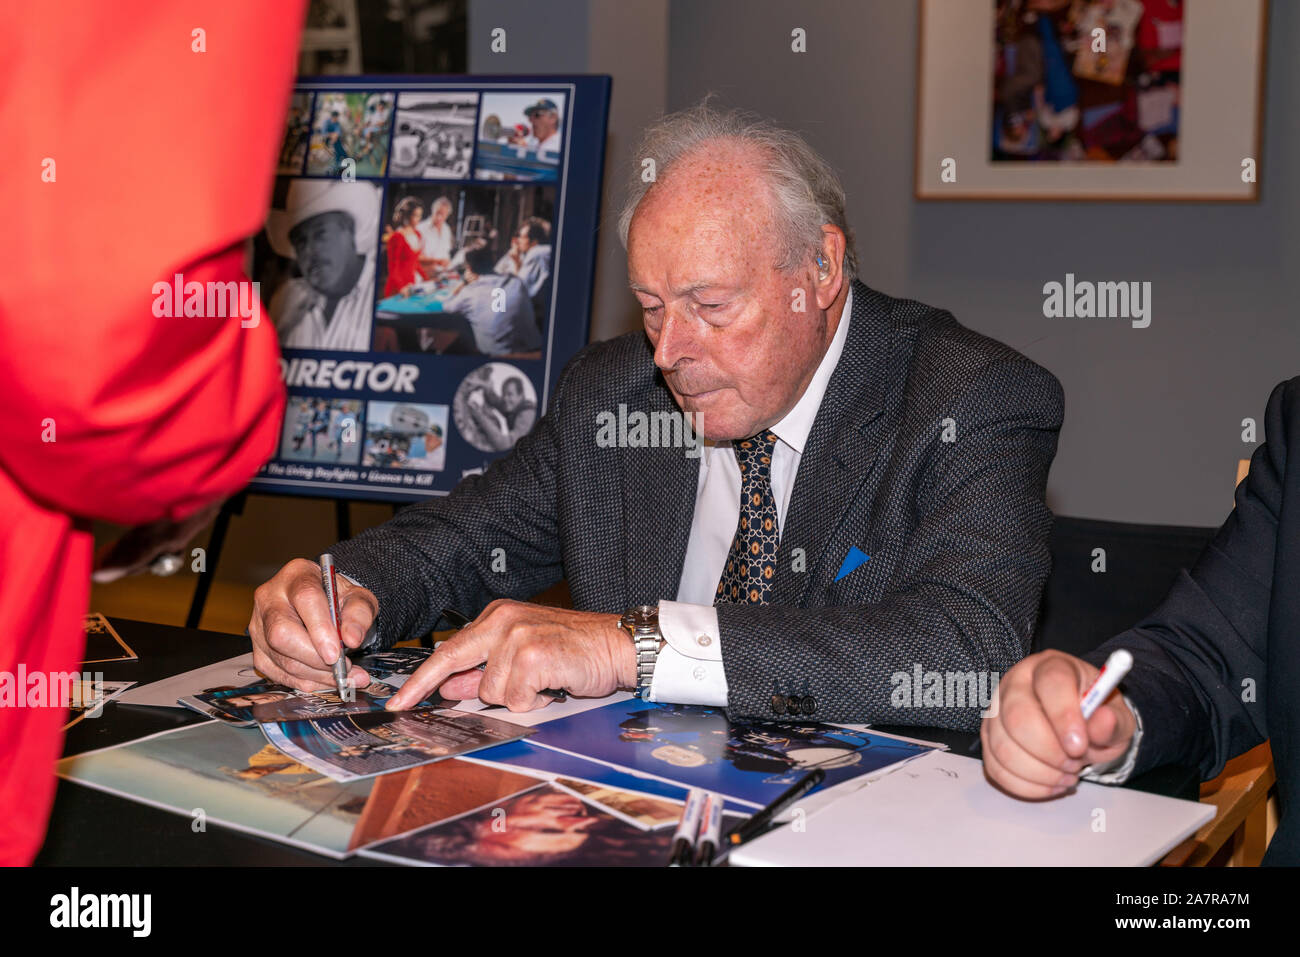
364, 401, 449, 471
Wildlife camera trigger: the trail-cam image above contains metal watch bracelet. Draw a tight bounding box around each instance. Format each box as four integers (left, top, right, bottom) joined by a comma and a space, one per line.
619, 604, 664, 700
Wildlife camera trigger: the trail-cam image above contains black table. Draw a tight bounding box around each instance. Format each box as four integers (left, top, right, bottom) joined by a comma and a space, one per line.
35, 617, 1200, 866
37, 617, 384, 866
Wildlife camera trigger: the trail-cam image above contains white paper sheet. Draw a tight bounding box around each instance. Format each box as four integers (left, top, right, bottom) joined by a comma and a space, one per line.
732, 750, 1214, 867
115, 653, 259, 707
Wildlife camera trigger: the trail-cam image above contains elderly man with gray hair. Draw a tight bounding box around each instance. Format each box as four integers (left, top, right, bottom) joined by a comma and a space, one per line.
248, 102, 1063, 732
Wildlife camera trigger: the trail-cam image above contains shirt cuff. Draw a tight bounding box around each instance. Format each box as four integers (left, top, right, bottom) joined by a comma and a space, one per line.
1080, 695, 1144, 785
648, 601, 728, 706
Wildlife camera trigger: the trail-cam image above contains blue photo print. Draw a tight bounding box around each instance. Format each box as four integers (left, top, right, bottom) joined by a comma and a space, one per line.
466, 739, 691, 804
527, 701, 934, 809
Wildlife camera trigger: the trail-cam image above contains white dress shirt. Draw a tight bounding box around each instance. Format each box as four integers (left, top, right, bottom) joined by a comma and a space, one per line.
421, 219, 453, 262
1081, 695, 1145, 783
649, 287, 854, 705
270, 254, 376, 352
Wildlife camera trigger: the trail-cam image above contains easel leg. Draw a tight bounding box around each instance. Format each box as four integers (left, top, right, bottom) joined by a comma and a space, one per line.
335, 499, 352, 541
185, 492, 246, 630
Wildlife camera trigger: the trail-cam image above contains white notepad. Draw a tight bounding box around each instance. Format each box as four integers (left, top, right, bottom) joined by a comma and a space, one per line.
732, 750, 1214, 867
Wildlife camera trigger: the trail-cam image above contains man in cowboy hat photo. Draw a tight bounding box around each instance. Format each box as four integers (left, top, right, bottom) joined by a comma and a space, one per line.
266, 179, 382, 351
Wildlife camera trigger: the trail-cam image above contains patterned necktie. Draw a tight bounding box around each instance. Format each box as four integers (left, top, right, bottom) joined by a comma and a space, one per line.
715, 430, 780, 605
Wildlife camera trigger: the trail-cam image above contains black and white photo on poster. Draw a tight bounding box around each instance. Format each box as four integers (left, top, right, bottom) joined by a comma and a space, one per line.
390, 91, 479, 179
452, 362, 538, 453
260, 178, 382, 352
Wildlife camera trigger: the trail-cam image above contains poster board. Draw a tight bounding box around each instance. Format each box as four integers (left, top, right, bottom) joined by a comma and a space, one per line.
250, 74, 610, 502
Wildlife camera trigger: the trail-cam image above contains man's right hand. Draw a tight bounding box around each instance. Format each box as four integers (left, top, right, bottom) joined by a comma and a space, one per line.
981, 650, 1138, 799
248, 558, 379, 692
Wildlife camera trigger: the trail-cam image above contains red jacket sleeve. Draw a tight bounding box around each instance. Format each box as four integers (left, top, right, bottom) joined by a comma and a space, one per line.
0, 0, 304, 524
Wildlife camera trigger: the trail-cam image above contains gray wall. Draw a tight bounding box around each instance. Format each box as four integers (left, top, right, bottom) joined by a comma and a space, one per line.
472, 0, 1298, 527
469, 0, 589, 72
469, 0, 667, 344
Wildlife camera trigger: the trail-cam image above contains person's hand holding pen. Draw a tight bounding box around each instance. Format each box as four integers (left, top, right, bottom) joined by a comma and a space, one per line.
247, 558, 378, 692
980, 649, 1137, 799
384, 599, 636, 713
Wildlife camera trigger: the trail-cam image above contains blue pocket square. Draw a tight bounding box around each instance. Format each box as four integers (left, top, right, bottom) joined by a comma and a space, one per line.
834, 546, 871, 582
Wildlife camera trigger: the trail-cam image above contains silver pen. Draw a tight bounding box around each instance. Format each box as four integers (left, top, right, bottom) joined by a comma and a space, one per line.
319, 553, 349, 698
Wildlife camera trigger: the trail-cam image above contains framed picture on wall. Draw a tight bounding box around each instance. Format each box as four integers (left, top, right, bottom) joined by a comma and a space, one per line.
916, 0, 1267, 200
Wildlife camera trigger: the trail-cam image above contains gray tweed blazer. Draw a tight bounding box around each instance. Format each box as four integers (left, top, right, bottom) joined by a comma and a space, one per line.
330, 279, 1064, 731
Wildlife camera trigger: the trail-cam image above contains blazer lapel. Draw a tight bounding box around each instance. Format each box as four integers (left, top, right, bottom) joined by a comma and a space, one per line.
621, 382, 702, 606
771, 281, 897, 604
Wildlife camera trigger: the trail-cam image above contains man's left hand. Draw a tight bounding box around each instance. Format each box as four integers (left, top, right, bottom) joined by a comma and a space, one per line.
385, 600, 636, 712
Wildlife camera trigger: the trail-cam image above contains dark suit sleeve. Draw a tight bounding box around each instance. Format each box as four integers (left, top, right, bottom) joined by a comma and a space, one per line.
718, 358, 1063, 730
1083, 380, 1292, 780
326, 354, 585, 648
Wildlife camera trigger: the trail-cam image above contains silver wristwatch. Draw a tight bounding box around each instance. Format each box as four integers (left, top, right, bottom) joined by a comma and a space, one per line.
619, 604, 664, 700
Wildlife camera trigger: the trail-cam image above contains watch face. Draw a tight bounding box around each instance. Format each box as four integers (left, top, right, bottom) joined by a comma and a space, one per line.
624, 606, 657, 629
